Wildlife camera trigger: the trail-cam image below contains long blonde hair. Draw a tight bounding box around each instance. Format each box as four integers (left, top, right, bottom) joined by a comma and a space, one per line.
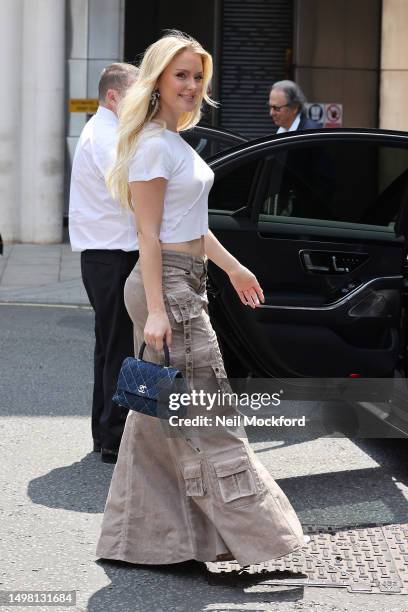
108, 31, 217, 209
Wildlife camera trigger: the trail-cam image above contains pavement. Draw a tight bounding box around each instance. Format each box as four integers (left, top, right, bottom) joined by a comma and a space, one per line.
2, 243, 408, 611
0, 243, 89, 306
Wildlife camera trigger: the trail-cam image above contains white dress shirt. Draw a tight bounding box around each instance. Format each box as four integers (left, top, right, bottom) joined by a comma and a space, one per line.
69, 106, 138, 252
276, 113, 301, 134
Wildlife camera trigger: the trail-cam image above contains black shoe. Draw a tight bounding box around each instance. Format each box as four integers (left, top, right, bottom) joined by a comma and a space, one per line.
93, 441, 101, 453
101, 448, 118, 464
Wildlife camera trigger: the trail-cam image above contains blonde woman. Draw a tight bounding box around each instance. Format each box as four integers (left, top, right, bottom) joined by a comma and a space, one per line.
96, 31, 304, 567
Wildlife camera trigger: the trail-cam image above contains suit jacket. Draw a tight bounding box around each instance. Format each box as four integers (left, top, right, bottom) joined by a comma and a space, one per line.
298, 113, 320, 130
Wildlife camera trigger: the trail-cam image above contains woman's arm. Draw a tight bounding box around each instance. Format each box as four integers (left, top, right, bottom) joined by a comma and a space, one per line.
130, 178, 172, 351
204, 231, 264, 309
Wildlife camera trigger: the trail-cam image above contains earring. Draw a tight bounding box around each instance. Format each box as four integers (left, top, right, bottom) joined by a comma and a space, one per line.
150, 90, 160, 104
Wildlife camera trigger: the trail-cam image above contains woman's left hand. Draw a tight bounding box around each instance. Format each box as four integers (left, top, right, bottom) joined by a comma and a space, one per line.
228, 264, 264, 308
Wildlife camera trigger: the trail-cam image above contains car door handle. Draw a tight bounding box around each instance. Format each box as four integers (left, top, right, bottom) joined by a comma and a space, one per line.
332, 255, 349, 273
303, 253, 330, 272
301, 251, 357, 274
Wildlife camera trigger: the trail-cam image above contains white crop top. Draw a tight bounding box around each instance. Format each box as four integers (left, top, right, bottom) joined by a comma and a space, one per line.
128, 123, 214, 243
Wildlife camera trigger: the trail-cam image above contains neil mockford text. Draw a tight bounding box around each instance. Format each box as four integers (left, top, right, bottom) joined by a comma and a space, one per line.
168, 414, 306, 428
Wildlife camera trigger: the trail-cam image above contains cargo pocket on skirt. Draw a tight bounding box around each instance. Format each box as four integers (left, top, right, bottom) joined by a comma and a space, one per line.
166, 292, 205, 383
166, 292, 204, 323
182, 462, 206, 497
212, 456, 261, 508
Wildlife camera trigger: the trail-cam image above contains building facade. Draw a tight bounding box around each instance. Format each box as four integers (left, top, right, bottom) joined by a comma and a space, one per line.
2, 0, 408, 243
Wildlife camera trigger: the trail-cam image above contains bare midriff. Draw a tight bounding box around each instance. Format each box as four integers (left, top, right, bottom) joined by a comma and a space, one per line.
161, 236, 205, 258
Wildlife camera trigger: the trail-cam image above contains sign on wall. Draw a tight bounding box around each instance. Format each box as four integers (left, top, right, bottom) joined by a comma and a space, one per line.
69, 99, 99, 114
305, 103, 343, 128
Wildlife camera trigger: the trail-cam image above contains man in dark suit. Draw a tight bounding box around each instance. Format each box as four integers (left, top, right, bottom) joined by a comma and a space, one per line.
269, 80, 319, 133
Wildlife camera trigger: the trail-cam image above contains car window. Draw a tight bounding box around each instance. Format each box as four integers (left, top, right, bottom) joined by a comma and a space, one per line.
208, 158, 260, 214
260, 142, 408, 229
182, 129, 245, 160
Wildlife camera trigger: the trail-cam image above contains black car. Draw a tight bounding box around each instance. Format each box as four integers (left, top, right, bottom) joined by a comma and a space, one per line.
189, 125, 408, 436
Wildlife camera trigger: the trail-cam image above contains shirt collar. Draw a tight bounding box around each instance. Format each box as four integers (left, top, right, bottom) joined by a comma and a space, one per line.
96, 105, 118, 124
276, 113, 301, 134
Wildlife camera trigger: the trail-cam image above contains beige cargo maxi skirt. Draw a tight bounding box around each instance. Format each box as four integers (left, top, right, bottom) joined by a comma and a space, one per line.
96, 250, 304, 566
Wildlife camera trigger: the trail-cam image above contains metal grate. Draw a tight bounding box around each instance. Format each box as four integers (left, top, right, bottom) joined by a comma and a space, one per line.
219, 0, 293, 139
207, 523, 408, 594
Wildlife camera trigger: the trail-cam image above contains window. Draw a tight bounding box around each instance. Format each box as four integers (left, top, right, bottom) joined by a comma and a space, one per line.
209, 159, 260, 213
181, 130, 244, 160
260, 142, 408, 229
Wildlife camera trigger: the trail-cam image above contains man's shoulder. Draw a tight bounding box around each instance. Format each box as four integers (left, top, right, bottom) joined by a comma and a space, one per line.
298, 114, 320, 130
79, 109, 116, 137
76, 114, 97, 146
77, 112, 117, 156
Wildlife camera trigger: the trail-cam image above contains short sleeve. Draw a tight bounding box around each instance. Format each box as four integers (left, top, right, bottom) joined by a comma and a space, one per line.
128, 135, 174, 182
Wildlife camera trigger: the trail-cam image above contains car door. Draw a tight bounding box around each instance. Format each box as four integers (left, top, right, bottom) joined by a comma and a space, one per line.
207, 130, 408, 379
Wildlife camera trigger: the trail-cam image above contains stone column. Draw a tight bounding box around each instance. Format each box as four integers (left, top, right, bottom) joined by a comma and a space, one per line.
20, 0, 66, 243
380, 0, 408, 130
0, 0, 22, 242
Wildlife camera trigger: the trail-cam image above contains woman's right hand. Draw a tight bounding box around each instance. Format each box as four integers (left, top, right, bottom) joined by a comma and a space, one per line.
144, 310, 172, 352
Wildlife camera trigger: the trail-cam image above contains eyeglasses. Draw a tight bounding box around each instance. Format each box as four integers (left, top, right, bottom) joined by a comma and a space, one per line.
269, 103, 291, 112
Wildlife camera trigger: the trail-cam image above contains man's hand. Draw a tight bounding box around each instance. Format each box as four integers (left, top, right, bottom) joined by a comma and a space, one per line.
228, 264, 264, 308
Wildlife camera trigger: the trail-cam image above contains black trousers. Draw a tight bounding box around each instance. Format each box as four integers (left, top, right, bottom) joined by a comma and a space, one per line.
81, 249, 139, 450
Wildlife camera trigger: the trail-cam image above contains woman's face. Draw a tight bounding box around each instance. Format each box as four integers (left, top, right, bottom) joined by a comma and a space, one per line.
156, 49, 204, 116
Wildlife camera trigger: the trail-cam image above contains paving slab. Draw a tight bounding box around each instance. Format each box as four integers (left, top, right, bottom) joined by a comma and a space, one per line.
0, 280, 89, 305
0, 244, 87, 306
1, 273, 60, 287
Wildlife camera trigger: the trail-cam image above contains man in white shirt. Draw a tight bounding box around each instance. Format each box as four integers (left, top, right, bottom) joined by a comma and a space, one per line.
268, 80, 319, 133
69, 63, 138, 463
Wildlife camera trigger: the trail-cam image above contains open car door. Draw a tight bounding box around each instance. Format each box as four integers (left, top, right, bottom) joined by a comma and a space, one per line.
208, 130, 408, 381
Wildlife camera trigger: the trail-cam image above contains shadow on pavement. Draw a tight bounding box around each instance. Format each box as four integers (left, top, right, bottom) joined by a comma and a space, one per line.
355, 437, 408, 470
88, 559, 305, 611
27, 450, 408, 527
281, 465, 408, 526
27, 452, 113, 514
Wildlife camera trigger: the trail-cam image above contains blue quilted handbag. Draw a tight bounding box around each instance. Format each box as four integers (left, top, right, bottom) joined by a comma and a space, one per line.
112, 341, 188, 419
